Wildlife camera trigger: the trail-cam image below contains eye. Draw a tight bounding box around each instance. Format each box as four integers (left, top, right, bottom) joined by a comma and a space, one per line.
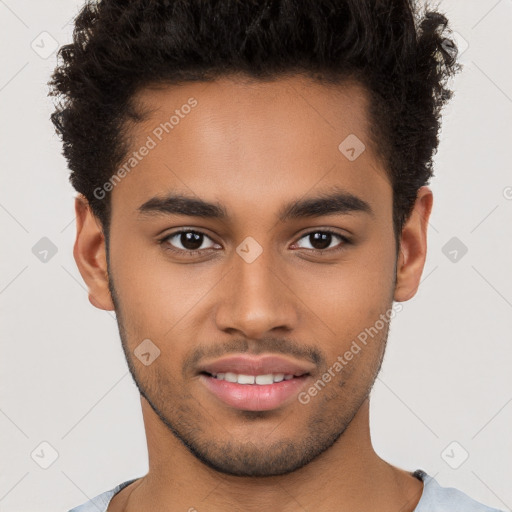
159, 228, 351, 258
293, 229, 350, 253
160, 229, 219, 256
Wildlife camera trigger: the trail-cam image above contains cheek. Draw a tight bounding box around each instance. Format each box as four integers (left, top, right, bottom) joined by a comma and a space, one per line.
109, 235, 220, 340
293, 244, 395, 324
287, 238, 396, 367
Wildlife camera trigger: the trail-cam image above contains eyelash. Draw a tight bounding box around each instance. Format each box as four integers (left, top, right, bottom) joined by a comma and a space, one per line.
158, 228, 351, 257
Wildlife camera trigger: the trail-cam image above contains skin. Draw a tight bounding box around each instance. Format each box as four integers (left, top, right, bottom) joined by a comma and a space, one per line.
74, 75, 432, 511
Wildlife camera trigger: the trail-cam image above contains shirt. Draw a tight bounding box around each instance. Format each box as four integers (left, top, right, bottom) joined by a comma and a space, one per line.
67, 469, 505, 511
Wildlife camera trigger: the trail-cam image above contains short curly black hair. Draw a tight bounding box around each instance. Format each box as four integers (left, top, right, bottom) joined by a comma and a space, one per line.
48, 0, 461, 243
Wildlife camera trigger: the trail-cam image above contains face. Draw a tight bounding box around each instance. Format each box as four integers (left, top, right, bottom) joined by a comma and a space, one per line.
77, 75, 430, 477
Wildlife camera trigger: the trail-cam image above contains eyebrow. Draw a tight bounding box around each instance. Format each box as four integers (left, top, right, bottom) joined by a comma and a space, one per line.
137, 187, 374, 222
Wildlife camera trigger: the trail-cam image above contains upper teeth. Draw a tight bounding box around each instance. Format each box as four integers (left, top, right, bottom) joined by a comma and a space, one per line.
212, 373, 295, 384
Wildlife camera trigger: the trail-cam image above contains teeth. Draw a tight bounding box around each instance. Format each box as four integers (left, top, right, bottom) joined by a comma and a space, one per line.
255, 374, 273, 385
238, 374, 255, 384
212, 373, 296, 384
224, 372, 237, 383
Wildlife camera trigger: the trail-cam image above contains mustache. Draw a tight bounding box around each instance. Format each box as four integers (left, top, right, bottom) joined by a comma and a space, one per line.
183, 337, 325, 376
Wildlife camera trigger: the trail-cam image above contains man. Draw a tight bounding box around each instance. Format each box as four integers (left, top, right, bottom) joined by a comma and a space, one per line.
49, 0, 503, 510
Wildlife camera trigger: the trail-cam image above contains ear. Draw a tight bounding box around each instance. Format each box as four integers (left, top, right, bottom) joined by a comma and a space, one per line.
394, 186, 433, 302
73, 194, 114, 311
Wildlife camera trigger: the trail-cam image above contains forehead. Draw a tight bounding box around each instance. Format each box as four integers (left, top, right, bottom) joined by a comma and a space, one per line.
130, 75, 375, 157
110, 75, 391, 221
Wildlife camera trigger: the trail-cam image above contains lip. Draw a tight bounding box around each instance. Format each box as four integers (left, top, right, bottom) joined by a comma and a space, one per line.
197, 354, 315, 411
199, 373, 311, 411
197, 354, 316, 377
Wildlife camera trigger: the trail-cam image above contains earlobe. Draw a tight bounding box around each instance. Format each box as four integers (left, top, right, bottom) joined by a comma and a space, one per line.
73, 194, 115, 311
393, 186, 433, 303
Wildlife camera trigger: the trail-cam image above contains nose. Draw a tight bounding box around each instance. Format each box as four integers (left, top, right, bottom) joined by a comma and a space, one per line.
214, 248, 298, 340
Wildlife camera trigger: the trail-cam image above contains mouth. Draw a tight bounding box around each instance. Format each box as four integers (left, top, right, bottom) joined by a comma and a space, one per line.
197, 353, 315, 378
199, 372, 311, 411
197, 354, 314, 411
201, 371, 306, 384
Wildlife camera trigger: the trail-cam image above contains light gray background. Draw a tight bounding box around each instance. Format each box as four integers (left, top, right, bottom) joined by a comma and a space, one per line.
1, 0, 511, 510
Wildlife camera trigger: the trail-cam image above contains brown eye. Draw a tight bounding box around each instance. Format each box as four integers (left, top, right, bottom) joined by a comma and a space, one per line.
294, 230, 350, 252
161, 230, 217, 254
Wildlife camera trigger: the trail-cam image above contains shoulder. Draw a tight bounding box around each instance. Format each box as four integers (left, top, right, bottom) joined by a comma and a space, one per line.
414, 469, 505, 512
67, 478, 139, 512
